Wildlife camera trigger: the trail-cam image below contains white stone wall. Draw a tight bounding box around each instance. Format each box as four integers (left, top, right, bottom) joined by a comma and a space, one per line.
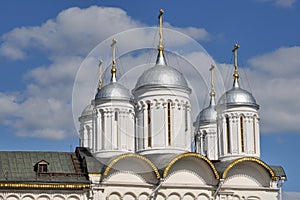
217, 106, 260, 161
79, 111, 94, 149
195, 123, 218, 161
92, 99, 135, 157
134, 87, 192, 154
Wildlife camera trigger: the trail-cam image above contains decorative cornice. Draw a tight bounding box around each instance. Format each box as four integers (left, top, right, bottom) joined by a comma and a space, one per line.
88, 173, 101, 177
0, 183, 90, 189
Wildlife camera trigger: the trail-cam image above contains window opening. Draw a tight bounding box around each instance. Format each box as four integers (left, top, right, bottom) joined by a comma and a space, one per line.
226, 117, 231, 153
147, 103, 151, 147
167, 102, 172, 145
240, 116, 245, 152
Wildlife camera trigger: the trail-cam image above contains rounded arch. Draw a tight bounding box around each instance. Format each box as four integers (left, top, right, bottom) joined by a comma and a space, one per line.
67, 195, 81, 200
182, 192, 195, 200
37, 195, 51, 200
123, 192, 137, 200
239, 113, 245, 118
85, 125, 91, 130
7, 195, 20, 200
167, 192, 181, 200
107, 192, 121, 200
222, 157, 279, 180
21, 195, 34, 200
163, 152, 219, 179
105, 171, 146, 183
103, 153, 160, 179
138, 192, 150, 200
197, 193, 210, 200
145, 100, 152, 104
248, 196, 260, 200
156, 193, 166, 200
52, 195, 65, 200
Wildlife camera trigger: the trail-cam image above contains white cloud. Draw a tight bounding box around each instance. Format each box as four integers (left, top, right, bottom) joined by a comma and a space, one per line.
164, 23, 210, 41
283, 192, 300, 200
257, 0, 298, 8
0, 6, 211, 140
237, 46, 300, 134
275, 0, 297, 7
1, 5, 299, 141
0, 92, 19, 122
0, 57, 80, 140
0, 6, 142, 60
0, 44, 25, 60
249, 46, 300, 78
0, 6, 210, 61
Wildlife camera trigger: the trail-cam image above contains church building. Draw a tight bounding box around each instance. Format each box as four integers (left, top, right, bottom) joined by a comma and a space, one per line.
0, 9, 285, 200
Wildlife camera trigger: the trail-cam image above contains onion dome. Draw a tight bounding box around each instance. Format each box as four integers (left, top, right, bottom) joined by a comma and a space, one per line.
195, 64, 217, 125
81, 104, 94, 117
196, 101, 217, 125
218, 86, 258, 107
95, 82, 132, 100
95, 38, 132, 101
134, 9, 190, 92
218, 44, 259, 109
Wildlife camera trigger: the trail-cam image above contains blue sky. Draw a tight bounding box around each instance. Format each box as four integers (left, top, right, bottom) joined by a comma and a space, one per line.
0, 0, 300, 196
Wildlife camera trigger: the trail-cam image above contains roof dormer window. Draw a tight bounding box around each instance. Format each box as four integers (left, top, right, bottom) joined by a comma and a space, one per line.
34, 160, 49, 173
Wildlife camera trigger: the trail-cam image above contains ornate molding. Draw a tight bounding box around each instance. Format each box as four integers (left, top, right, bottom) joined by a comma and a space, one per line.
0, 183, 90, 189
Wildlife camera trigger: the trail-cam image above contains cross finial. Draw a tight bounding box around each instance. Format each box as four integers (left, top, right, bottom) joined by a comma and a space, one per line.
111, 38, 117, 66
209, 64, 216, 106
156, 9, 167, 65
98, 58, 103, 91
232, 43, 240, 87
158, 9, 164, 52
111, 38, 117, 82
210, 64, 215, 98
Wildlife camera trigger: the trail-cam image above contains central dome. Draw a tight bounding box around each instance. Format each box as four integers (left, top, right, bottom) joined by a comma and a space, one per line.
134, 64, 190, 91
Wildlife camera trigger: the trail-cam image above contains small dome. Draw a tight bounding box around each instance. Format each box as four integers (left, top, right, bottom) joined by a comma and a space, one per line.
95, 82, 132, 100
134, 64, 190, 91
218, 87, 258, 108
81, 104, 94, 117
195, 105, 217, 125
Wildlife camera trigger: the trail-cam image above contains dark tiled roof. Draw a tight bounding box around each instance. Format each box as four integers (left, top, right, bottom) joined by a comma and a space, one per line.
7, 147, 284, 184
0, 151, 89, 184
213, 160, 231, 176
76, 147, 104, 174
270, 165, 287, 180
143, 153, 179, 175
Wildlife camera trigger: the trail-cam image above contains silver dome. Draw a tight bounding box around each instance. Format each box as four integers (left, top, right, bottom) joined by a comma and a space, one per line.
95, 82, 133, 100
218, 87, 258, 108
81, 104, 94, 117
196, 105, 217, 125
134, 64, 190, 91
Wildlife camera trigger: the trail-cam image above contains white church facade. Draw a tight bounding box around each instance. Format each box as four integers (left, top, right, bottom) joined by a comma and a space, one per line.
0, 9, 285, 200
